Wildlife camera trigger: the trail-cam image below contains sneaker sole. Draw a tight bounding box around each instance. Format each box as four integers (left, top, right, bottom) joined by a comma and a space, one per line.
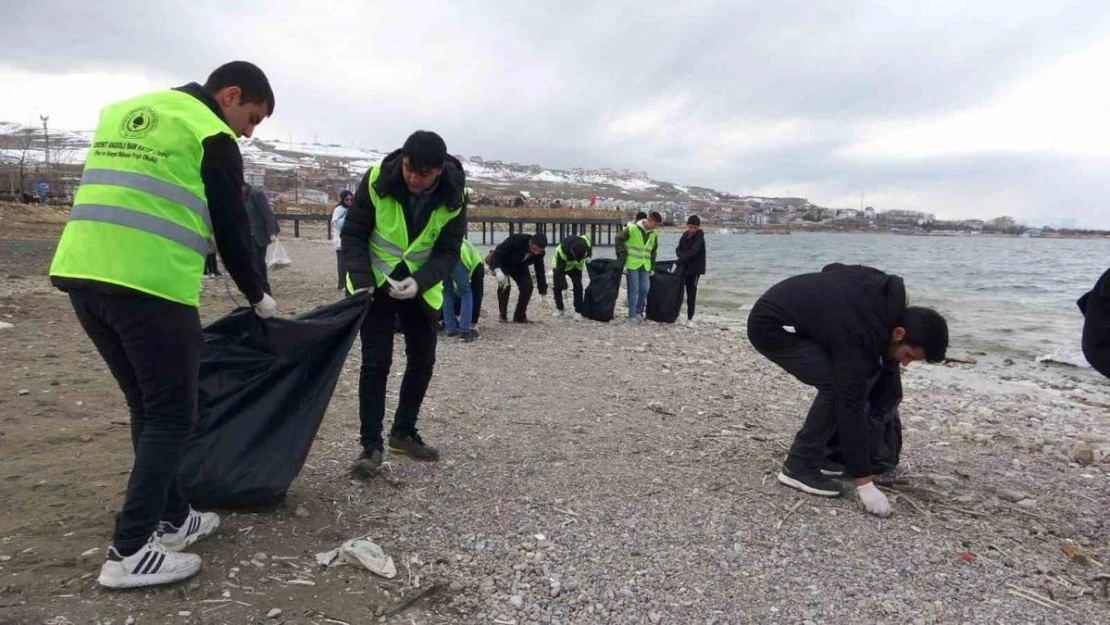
388, 446, 439, 461
777, 472, 843, 497
98, 563, 201, 589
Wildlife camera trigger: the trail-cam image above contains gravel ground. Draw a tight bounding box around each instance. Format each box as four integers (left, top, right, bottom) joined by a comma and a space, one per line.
2, 225, 1109, 624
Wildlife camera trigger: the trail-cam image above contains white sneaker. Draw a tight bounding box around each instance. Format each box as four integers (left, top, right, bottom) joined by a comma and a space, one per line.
98, 537, 201, 589
685, 318, 698, 329
159, 507, 220, 552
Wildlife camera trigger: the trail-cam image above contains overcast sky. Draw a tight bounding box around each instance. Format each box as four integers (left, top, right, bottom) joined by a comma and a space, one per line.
4, 1, 1110, 227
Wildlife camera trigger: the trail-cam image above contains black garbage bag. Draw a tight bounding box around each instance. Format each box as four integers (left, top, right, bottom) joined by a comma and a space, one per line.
180, 293, 371, 508
1079, 267, 1110, 378
646, 260, 684, 324
826, 360, 903, 474
582, 258, 623, 322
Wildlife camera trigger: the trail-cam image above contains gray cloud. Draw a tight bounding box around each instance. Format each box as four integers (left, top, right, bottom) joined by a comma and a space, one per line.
3, 1, 1110, 226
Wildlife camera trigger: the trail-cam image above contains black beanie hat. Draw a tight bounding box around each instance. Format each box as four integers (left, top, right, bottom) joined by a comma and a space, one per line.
687, 215, 701, 226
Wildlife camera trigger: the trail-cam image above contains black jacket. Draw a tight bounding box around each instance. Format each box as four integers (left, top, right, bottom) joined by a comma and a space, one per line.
244, 184, 279, 248
553, 235, 592, 273
675, 229, 706, 275
341, 149, 467, 296
52, 82, 265, 304
489, 233, 548, 295
750, 263, 907, 478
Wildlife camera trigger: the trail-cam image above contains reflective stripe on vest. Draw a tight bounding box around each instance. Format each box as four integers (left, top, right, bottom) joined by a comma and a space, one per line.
79, 168, 213, 232
624, 226, 656, 271
69, 204, 209, 256
552, 235, 592, 271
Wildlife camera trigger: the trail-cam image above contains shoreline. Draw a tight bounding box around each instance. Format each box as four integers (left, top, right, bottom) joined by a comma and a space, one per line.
1, 233, 1109, 624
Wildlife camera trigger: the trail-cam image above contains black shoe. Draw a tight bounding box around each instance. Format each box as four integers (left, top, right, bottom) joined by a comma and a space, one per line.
388, 432, 440, 461
350, 447, 383, 478
820, 461, 846, 477
498, 315, 509, 323
777, 468, 844, 497
460, 330, 479, 342
446, 330, 459, 338
512, 317, 533, 324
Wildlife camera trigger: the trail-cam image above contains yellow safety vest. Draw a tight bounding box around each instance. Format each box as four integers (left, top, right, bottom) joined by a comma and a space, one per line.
623, 225, 657, 271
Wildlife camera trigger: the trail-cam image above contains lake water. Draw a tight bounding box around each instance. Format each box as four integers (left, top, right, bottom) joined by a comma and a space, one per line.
522, 231, 1109, 368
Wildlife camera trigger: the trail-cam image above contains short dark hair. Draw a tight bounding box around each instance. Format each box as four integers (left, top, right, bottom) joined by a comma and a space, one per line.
901, 306, 948, 363
634, 211, 648, 221
648, 211, 663, 223
529, 233, 548, 248
687, 215, 701, 226
402, 131, 447, 171
204, 61, 275, 115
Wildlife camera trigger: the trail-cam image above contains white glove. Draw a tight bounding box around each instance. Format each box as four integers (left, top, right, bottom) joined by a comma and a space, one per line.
351, 287, 373, 297
388, 277, 419, 300
252, 292, 277, 319
495, 269, 509, 289
668, 265, 678, 274
857, 482, 891, 517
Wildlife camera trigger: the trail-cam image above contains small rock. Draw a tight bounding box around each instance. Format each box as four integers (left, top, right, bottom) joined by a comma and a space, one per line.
254, 552, 268, 561
1070, 442, 1096, 465
509, 595, 524, 609
125, 617, 135, 625
649, 612, 662, 624
997, 489, 1031, 503
0, 556, 10, 562
550, 583, 561, 597
17, 390, 29, 396
450, 580, 464, 591
1018, 499, 1038, 508
178, 611, 192, 617
295, 505, 309, 518
266, 608, 282, 619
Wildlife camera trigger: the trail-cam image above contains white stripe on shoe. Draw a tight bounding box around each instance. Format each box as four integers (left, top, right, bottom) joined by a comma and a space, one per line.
776, 471, 842, 497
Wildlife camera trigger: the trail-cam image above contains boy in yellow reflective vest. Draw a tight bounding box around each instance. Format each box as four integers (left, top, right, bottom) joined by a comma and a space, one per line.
341, 131, 467, 476
615, 211, 661, 320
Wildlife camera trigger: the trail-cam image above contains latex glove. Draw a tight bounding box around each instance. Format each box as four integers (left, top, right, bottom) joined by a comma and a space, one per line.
857, 482, 891, 517
388, 277, 419, 300
495, 269, 509, 289
252, 292, 277, 319
668, 264, 678, 274
269, 234, 277, 244
351, 286, 373, 297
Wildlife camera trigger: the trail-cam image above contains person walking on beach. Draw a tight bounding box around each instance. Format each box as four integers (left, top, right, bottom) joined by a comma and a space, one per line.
49, 61, 277, 588
551, 233, 592, 319
616, 211, 661, 321
442, 238, 483, 342
489, 231, 548, 323
342, 131, 467, 476
244, 183, 279, 295
331, 189, 353, 289
675, 215, 706, 328
1079, 267, 1110, 378
746, 263, 948, 517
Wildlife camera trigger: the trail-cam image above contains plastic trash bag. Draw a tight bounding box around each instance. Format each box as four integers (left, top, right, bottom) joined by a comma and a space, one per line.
646, 260, 684, 324
266, 240, 292, 270
180, 293, 370, 508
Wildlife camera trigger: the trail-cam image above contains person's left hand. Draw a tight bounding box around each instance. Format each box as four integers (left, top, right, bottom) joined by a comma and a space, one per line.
388, 277, 419, 300
269, 235, 277, 244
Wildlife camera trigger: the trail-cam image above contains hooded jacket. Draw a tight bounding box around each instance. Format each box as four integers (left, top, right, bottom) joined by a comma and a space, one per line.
749, 263, 907, 478
340, 149, 467, 295
675, 229, 706, 275
553, 234, 592, 273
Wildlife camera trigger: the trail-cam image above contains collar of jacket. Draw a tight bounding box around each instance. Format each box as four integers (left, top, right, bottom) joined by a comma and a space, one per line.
372, 148, 466, 210
172, 83, 230, 125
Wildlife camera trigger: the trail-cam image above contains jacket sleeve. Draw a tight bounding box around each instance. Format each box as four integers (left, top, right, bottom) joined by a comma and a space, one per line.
533, 254, 548, 295
650, 236, 658, 267
203, 135, 264, 304
412, 205, 465, 292
259, 190, 279, 237
614, 228, 629, 266
676, 235, 704, 265
832, 343, 876, 478
340, 171, 376, 292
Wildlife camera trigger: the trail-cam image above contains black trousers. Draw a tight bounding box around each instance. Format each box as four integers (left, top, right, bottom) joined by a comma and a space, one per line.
69, 290, 199, 555
683, 274, 700, 320
358, 291, 438, 449
253, 244, 272, 295
336, 250, 345, 290
496, 267, 533, 322
553, 268, 583, 313
203, 253, 220, 276
747, 310, 838, 476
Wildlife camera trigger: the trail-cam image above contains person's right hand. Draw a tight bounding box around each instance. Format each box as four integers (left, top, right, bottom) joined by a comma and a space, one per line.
857, 481, 891, 517
495, 269, 509, 289
252, 293, 277, 319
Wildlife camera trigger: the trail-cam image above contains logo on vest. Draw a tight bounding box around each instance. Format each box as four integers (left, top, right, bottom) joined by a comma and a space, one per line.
119, 107, 160, 139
